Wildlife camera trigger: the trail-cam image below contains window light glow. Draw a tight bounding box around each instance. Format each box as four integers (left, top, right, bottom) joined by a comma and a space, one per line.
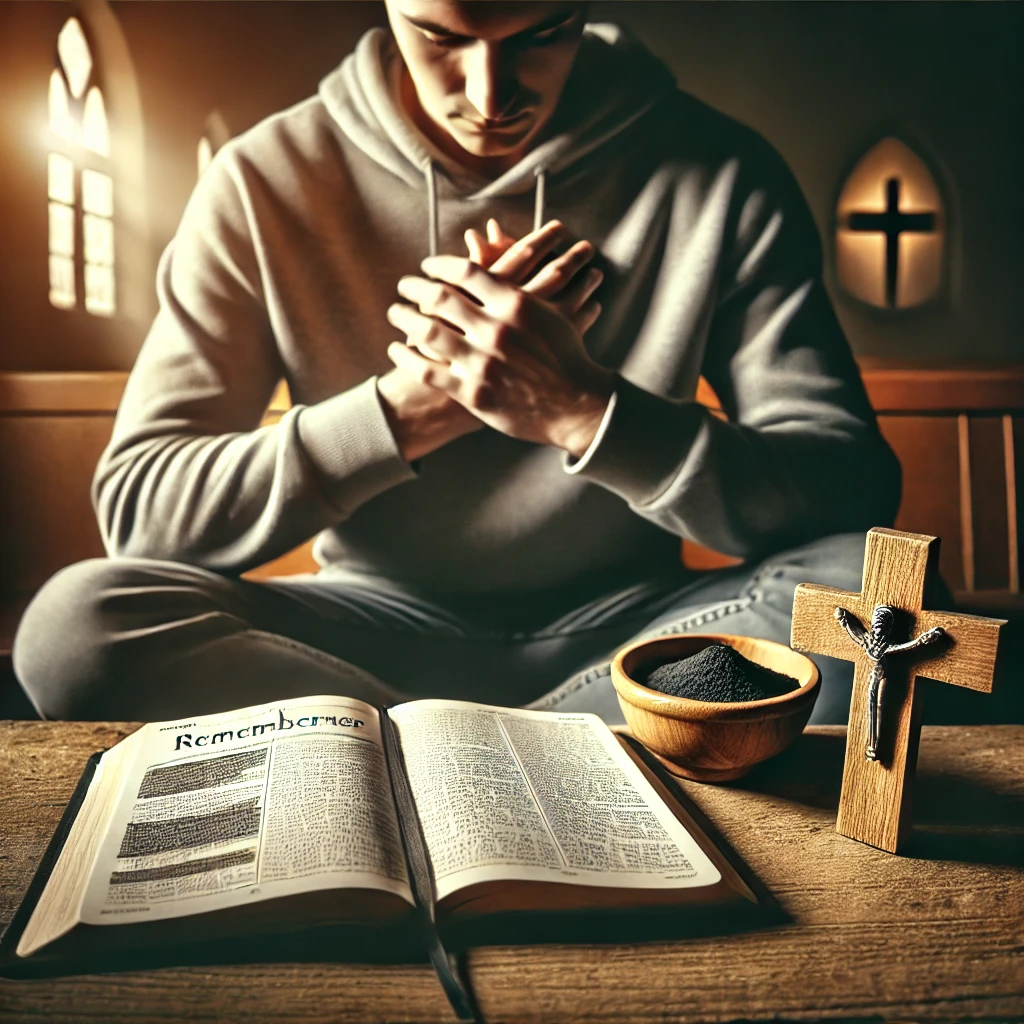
82, 169, 113, 217
57, 18, 93, 100
48, 202, 75, 257
835, 138, 944, 310
85, 264, 115, 316
48, 153, 75, 204
49, 255, 76, 309
48, 70, 77, 144
82, 87, 109, 156
48, 16, 118, 316
83, 213, 114, 266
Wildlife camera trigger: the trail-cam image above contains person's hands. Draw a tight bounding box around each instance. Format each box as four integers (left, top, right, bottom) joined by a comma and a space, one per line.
385, 254, 614, 458
465, 219, 603, 336
379, 219, 605, 461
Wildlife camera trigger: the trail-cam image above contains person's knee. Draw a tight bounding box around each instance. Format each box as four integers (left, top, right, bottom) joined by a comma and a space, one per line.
14, 559, 139, 718
750, 534, 867, 725
12, 557, 235, 720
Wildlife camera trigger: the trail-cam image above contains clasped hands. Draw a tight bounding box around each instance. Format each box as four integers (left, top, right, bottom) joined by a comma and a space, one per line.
376, 219, 613, 463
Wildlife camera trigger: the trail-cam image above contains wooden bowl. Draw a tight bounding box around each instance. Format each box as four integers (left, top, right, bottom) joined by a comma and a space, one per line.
611, 634, 820, 783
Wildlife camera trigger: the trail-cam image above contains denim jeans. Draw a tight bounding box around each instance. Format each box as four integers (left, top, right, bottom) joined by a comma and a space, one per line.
13, 534, 868, 723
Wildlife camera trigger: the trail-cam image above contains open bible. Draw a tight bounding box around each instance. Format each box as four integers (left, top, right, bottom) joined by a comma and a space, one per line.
3, 695, 764, 984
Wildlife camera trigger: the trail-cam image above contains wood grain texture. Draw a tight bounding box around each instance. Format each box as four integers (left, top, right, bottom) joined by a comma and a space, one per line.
1011, 416, 1023, 594
859, 365, 1024, 413
0, 415, 113, 594
877, 415, 965, 590
5, 367, 1022, 417
970, 416, 1010, 591
958, 414, 976, 592
1, 721, 1021, 1023
0, 373, 129, 415
791, 529, 1006, 853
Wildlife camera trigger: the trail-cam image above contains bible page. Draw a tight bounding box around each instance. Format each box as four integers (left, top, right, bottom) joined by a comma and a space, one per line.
389, 700, 720, 903
77, 696, 412, 926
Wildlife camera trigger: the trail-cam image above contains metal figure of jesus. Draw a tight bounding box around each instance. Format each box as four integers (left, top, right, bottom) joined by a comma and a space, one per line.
833, 605, 946, 761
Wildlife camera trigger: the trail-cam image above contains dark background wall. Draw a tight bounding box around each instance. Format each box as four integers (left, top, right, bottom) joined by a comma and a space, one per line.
0, 0, 1020, 371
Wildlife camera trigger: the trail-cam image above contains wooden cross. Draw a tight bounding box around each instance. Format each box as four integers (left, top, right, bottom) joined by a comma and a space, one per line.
791, 528, 1005, 853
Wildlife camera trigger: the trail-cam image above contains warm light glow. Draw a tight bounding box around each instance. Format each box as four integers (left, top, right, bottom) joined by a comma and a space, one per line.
57, 18, 93, 100
48, 152, 75, 204
835, 233, 887, 309
85, 264, 115, 316
49, 255, 76, 309
82, 169, 113, 217
197, 136, 213, 178
48, 202, 75, 257
837, 139, 941, 216
47, 16, 118, 317
82, 87, 109, 156
835, 137, 944, 310
48, 70, 77, 144
83, 214, 114, 266
898, 233, 944, 309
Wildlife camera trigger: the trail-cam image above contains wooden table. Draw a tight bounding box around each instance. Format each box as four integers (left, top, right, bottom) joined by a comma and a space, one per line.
1, 722, 1022, 1023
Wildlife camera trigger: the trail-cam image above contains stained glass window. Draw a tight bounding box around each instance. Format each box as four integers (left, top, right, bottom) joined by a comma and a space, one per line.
48, 16, 116, 316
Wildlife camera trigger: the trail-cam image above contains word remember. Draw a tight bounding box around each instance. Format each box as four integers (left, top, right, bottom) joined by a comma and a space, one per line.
174, 709, 365, 751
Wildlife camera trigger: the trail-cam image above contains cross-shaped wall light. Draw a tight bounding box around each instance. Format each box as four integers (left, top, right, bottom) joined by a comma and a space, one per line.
835, 138, 945, 310
846, 177, 937, 309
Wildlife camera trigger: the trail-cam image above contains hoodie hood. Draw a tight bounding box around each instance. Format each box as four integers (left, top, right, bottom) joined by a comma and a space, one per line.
319, 23, 675, 250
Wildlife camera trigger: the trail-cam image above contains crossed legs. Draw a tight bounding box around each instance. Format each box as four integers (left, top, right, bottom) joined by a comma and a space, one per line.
13, 534, 867, 724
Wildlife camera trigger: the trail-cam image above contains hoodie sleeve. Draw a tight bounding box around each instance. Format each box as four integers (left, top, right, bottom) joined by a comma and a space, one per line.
92, 146, 415, 574
566, 140, 901, 559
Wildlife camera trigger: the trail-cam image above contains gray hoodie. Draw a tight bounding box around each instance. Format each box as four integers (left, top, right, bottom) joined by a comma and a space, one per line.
94, 24, 899, 606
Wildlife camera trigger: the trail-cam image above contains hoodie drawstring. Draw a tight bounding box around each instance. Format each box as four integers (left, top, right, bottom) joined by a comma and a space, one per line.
533, 167, 547, 233
423, 159, 548, 260
425, 159, 439, 258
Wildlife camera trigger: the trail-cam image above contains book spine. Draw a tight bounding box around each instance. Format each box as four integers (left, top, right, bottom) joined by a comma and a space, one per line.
379, 708, 478, 1023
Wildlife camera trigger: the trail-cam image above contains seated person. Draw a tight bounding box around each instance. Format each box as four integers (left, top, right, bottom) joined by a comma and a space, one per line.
13, 0, 900, 724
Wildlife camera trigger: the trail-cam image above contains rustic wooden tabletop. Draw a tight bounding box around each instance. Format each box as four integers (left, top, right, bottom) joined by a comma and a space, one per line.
1, 721, 1021, 1024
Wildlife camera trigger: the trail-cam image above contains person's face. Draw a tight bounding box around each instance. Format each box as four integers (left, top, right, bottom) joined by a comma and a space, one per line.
385, 1, 587, 167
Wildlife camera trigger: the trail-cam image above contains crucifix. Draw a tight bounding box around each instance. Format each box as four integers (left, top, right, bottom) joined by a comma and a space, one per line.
847, 177, 937, 308
791, 528, 1005, 853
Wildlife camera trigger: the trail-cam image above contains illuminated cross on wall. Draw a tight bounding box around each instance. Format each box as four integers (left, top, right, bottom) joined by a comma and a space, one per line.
847, 177, 936, 309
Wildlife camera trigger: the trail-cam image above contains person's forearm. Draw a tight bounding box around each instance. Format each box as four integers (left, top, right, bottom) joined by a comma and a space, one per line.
566, 377, 901, 558
95, 378, 418, 573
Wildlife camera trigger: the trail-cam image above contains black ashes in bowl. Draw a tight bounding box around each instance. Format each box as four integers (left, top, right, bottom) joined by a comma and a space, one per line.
640, 643, 800, 703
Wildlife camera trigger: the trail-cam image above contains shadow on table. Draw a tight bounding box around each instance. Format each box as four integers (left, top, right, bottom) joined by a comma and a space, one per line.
732, 730, 1024, 867
908, 767, 1024, 866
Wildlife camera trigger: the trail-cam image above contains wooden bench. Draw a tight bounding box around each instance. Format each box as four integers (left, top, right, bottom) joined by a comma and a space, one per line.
2, 365, 1022, 714
685, 364, 1024, 610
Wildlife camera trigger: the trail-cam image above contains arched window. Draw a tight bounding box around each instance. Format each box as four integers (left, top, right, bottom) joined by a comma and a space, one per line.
48, 16, 116, 317
835, 137, 946, 311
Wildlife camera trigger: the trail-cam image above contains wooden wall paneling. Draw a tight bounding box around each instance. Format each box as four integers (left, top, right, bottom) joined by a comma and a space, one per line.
0, 372, 126, 414
0, 415, 112, 595
968, 416, 1010, 592
877, 415, 965, 592
860, 367, 1024, 413
957, 415, 975, 592
1013, 417, 1024, 594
